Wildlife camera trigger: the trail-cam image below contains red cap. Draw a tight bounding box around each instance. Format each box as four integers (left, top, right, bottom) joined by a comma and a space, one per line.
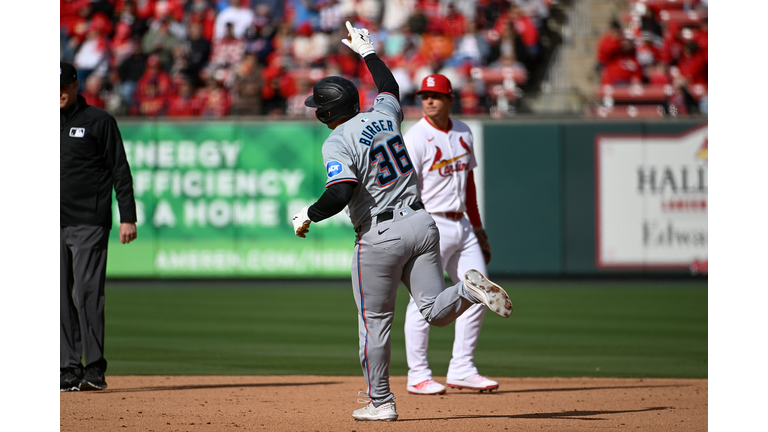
415, 74, 453, 96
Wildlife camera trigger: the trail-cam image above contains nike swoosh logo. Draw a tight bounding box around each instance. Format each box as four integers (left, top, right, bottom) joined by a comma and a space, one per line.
430, 152, 469, 170
378, 228, 389, 235
428, 137, 435, 142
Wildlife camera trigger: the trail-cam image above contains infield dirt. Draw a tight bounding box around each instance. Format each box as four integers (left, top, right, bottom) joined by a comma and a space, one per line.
60, 375, 707, 431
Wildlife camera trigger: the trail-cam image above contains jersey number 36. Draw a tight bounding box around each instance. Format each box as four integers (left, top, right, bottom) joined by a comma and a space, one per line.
369, 135, 414, 187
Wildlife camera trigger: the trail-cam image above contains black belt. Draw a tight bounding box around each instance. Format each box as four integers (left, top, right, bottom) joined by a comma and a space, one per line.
376, 201, 425, 223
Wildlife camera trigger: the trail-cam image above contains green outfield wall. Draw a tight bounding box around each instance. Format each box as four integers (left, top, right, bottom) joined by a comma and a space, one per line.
105, 118, 707, 278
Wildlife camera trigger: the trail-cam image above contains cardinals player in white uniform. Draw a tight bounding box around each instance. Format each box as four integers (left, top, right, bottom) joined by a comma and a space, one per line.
403, 74, 497, 395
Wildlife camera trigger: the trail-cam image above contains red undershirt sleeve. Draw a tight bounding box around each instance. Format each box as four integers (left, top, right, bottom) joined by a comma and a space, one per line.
465, 170, 483, 228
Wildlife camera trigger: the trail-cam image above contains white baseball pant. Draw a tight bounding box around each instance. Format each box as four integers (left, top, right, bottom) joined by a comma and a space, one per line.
404, 214, 488, 385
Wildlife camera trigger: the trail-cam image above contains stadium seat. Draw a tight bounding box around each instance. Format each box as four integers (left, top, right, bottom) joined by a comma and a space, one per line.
593, 104, 665, 118
471, 66, 527, 86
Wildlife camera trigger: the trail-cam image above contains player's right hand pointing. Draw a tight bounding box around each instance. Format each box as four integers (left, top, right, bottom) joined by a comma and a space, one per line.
341, 21, 375, 58
292, 206, 311, 238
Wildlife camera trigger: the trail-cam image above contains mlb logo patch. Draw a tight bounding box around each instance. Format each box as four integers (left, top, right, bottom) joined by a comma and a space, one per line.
326, 160, 343, 178
69, 128, 85, 138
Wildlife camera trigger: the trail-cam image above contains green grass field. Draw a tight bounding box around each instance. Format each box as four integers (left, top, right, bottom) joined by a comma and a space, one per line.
104, 279, 707, 378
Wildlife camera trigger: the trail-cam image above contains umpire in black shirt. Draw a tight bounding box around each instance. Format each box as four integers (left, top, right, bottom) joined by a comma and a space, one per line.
60, 62, 138, 391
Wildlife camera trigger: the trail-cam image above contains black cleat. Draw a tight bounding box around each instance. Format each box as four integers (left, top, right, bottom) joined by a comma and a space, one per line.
79, 367, 107, 390
60, 369, 82, 392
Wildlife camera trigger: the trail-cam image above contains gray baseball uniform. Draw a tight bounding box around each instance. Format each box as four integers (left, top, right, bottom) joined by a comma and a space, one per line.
321, 92, 480, 405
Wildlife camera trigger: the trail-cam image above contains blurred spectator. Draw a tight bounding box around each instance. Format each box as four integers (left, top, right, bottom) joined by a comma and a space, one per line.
596, 20, 623, 72
355, 0, 383, 28
245, 23, 276, 66
114, 0, 150, 37
660, 23, 685, 66
214, 0, 256, 40
318, 0, 345, 33
381, 0, 416, 32
261, 54, 296, 115
285, 77, 315, 118
141, 18, 182, 70
488, 20, 526, 71
694, 17, 708, 61
207, 22, 246, 84
134, 55, 173, 113
512, 0, 549, 32
82, 74, 106, 109
185, 21, 212, 85
420, 23, 455, 64
677, 41, 707, 85
61, 28, 76, 63
167, 78, 205, 116
634, 3, 663, 41
136, 79, 169, 116
111, 22, 139, 71
187, 0, 218, 41
116, 45, 147, 110
230, 54, 265, 115
200, 74, 232, 117
443, 4, 468, 38
494, 3, 539, 61
457, 78, 488, 114
601, 38, 642, 86
647, 62, 670, 85
635, 33, 661, 69
115, 0, 157, 21
292, 22, 331, 68
73, 26, 110, 88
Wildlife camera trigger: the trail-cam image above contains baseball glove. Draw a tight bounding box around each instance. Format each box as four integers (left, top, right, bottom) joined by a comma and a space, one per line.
474, 226, 491, 264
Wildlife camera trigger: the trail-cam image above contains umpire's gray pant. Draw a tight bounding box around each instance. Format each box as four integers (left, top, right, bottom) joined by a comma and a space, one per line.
351, 206, 477, 406
60, 225, 110, 373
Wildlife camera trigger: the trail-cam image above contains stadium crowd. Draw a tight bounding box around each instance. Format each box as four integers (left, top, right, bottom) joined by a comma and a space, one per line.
595, 0, 707, 116
60, 0, 556, 118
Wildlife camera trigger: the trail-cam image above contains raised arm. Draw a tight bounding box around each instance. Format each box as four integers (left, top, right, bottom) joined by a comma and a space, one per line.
341, 21, 399, 100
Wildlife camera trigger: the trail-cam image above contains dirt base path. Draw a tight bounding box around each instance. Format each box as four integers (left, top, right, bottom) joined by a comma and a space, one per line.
60, 376, 707, 431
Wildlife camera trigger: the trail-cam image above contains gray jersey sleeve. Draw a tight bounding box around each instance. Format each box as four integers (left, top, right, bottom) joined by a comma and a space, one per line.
322, 137, 359, 188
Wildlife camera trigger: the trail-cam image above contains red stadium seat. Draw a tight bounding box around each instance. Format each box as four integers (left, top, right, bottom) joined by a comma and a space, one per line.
657, 9, 707, 25
597, 84, 707, 103
471, 66, 527, 86
627, 0, 689, 10
593, 104, 665, 118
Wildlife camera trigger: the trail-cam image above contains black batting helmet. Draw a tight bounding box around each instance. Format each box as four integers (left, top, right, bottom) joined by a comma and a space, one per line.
304, 76, 360, 124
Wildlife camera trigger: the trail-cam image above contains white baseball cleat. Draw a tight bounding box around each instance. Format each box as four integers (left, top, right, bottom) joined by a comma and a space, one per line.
407, 379, 446, 395
446, 374, 500, 392
352, 401, 398, 421
463, 269, 513, 317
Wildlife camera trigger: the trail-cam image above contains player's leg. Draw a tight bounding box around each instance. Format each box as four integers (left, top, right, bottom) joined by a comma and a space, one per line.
68, 225, 110, 390
402, 211, 475, 327
60, 227, 83, 391
404, 214, 460, 392
351, 227, 407, 407
446, 220, 495, 387
404, 297, 434, 389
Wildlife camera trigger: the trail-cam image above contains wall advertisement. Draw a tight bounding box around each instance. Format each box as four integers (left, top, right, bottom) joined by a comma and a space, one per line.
106, 122, 356, 278
596, 124, 708, 272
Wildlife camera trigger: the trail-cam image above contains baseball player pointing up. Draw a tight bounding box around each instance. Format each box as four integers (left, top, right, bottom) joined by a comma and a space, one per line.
403, 74, 498, 395
292, 22, 513, 422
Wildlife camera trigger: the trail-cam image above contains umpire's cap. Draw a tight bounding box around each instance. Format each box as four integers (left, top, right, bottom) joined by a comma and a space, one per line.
305, 76, 360, 124
61, 62, 78, 85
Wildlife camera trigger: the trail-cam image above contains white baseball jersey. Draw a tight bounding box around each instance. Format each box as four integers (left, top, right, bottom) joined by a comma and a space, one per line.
403, 117, 477, 214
